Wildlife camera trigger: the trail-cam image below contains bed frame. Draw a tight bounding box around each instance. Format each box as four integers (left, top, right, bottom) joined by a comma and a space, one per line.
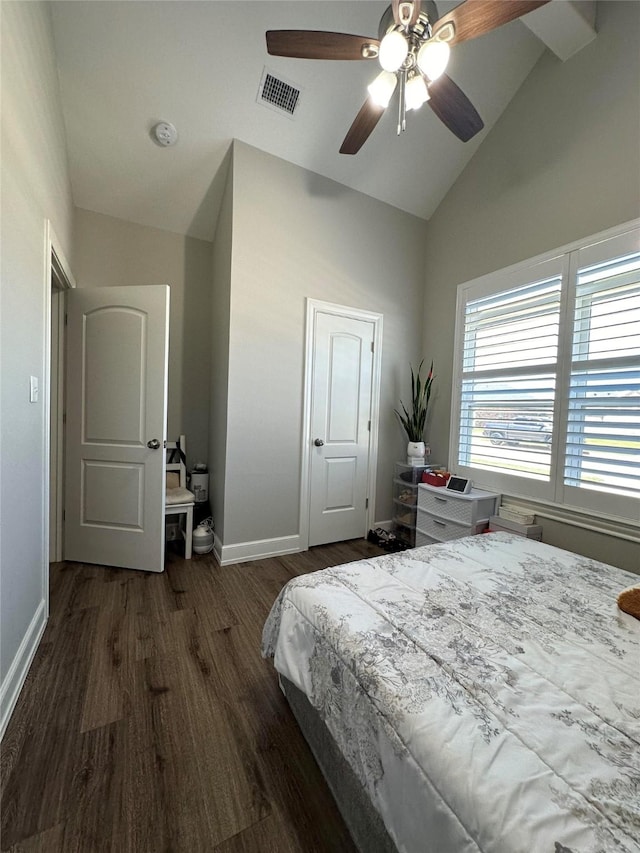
280, 676, 397, 853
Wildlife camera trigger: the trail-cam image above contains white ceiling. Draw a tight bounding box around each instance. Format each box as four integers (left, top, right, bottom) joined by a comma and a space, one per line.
50, 1, 552, 241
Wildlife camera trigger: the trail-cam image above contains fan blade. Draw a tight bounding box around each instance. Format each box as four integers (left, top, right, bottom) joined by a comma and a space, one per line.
432, 0, 550, 47
266, 30, 379, 60
340, 100, 386, 154
428, 74, 484, 142
392, 1, 422, 28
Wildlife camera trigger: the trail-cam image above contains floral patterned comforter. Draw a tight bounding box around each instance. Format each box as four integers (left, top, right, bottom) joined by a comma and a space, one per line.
262, 533, 640, 853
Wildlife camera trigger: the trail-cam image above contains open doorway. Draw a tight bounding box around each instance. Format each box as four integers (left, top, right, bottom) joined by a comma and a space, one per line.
46, 222, 75, 565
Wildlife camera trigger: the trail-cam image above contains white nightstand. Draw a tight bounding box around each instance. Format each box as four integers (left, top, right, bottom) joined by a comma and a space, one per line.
416, 483, 500, 545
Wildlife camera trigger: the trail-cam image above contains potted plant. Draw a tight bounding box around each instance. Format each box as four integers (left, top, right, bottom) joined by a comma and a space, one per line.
395, 360, 434, 461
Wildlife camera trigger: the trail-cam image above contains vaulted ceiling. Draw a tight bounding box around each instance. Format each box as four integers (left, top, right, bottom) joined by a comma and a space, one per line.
49, 1, 593, 241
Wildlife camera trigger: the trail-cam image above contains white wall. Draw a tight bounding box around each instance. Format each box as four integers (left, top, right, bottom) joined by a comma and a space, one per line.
73, 208, 213, 467
209, 156, 234, 543
0, 1, 74, 735
221, 141, 427, 550
422, 0, 640, 569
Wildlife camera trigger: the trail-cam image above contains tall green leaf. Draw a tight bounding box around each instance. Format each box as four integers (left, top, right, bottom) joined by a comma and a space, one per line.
394, 360, 435, 441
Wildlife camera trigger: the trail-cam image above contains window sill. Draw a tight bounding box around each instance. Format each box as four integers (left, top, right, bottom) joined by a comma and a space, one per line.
497, 493, 640, 545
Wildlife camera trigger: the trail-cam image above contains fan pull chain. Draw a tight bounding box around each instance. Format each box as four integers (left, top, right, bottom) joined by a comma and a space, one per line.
397, 70, 407, 135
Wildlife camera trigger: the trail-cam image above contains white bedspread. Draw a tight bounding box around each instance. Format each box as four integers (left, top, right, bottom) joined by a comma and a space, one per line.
262, 533, 640, 853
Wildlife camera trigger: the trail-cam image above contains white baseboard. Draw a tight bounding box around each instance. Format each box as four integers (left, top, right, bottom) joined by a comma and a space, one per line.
218, 534, 303, 566
212, 530, 223, 565
213, 520, 393, 566
212, 526, 390, 568
0, 599, 47, 741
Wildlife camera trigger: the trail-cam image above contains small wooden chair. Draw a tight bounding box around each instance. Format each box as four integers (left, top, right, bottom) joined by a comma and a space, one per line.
165, 434, 195, 559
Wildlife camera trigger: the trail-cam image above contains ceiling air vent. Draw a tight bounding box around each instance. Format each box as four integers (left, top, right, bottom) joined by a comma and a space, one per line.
258, 69, 302, 118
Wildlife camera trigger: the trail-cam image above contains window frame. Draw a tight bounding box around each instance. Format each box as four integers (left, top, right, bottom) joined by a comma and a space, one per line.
450, 220, 640, 525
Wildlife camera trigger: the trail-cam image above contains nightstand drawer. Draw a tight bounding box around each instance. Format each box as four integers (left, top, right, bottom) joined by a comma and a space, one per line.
416, 508, 487, 542
417, 489, 475, 524
417, 484, 500, 525
415, 529, 439, 548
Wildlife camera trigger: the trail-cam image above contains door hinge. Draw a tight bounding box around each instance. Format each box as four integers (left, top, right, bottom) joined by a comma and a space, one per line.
365, 498, 369, 508
368, 420, 371, 431
63, 510, 66, 521
64, 313, 68, 326
370, 341, 374, 353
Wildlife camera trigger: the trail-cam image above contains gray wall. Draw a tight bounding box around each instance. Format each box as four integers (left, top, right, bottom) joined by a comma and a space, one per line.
73, 208, 213, 467
209, 157, 234, 543
422, 0, 640, 569
221, 141, 427, 546
0, 1, 74, 728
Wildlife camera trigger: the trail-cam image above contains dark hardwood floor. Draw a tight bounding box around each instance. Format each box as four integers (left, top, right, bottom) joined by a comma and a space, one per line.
0, 539, 385, 852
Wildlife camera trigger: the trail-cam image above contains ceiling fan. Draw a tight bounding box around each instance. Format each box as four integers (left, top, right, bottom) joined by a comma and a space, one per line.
266, 0, 550, 154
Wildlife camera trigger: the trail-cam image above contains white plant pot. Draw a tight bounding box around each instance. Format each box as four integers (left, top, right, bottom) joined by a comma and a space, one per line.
407, 441, 426, 460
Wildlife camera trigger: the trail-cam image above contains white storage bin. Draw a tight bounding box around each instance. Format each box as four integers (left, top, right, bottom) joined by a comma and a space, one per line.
417, 508, 488, 542
415, 529, 439, 548
418, 484, 499, 526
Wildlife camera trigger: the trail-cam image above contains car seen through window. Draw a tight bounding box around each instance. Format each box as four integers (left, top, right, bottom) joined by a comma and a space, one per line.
482, 417, 553, 446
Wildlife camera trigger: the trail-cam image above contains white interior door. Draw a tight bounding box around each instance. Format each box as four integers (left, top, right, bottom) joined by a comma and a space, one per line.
64, 286, 169, 572
308, 311, 375, 546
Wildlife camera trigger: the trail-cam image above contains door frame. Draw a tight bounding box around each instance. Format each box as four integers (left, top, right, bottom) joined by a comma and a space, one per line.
44, 221, 75, 580
299, 299, 383, 550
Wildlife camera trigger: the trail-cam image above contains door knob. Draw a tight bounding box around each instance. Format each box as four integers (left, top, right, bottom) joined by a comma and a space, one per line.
314, 438, 324, 447
147, 439, 161, 449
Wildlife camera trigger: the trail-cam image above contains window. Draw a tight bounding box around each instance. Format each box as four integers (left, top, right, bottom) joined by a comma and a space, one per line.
566, 252, 640, 501
452, 224, 640, 523
459, 269, 561, 488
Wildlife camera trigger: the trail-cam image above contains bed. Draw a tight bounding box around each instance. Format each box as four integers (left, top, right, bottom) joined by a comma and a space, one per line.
261, 532, 640, 853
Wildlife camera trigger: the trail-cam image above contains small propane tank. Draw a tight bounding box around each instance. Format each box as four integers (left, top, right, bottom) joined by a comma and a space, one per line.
193, 518, 213, 554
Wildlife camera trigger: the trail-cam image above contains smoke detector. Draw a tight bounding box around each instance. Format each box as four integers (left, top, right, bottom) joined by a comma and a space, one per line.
151, 121, 178, 147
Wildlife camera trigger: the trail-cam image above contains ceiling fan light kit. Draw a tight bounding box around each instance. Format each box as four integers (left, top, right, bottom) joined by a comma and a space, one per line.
417, 39, 450, 81
378, 29, 410, 72
368, 71, 398, 109
265, 0, 550, 154
405, 74, 430, 111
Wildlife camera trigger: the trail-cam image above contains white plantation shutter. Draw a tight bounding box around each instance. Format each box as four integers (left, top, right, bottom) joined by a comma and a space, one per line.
451, 222, 640, 522
458, 274, 561, 485
564, 251, 640, 500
